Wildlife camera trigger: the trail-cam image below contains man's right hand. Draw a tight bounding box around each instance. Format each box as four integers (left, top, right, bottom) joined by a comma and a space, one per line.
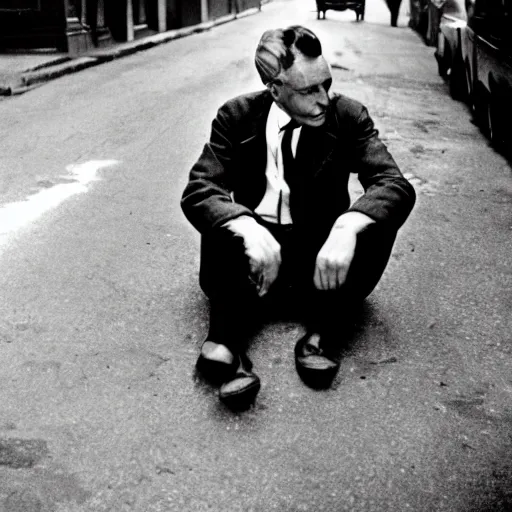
222, 216, 281, 297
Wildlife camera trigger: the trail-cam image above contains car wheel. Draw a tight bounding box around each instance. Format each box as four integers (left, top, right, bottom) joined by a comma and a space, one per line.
487, 95, 494, 142
449, 55, 467, 101
436, 44, 449, 79
487, 86, 507, 150
465, 60, 475, 111
485, 91, 500, 146
474, 83, 490, 135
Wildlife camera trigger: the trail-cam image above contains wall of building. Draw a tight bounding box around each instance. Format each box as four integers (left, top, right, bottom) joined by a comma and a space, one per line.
0, 0, 263, 52
208, 0, 231, 19
0, 0, 67, 50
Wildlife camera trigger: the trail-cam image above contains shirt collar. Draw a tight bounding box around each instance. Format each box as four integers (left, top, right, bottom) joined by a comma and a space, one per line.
270, 102, 293, 132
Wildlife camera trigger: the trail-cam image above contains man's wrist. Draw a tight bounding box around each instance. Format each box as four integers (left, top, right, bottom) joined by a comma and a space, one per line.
332, 211, 376, 234
222, 215, 257, 230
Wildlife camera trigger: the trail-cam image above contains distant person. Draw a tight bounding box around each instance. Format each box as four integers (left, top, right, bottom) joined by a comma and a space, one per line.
181, 25, 415, 408
386, 0, 403, 26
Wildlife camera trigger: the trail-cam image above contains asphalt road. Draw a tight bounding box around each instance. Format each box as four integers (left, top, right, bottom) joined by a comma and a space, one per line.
0, 0, 511, 510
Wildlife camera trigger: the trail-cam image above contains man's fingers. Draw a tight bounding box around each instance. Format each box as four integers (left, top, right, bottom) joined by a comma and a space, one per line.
327, 267, 337, 290
314, 265, 326, 290
315, 255, 350, 290
336, 265, 348, 288
258, 261, 280, 297
249, 250, 281, 297
262, 238, 281, 267
314, 267, 321, 289
240, 223, 282, 296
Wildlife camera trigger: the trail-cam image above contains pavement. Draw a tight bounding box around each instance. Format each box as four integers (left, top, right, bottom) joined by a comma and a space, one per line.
0, 5, 265, 96
2, 0, 511, 510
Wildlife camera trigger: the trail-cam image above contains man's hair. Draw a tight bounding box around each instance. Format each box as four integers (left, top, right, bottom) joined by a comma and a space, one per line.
255, 25, 323, 85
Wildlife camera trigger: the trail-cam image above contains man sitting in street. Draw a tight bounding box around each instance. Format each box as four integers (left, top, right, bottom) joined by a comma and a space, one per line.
181, 25, 416, 408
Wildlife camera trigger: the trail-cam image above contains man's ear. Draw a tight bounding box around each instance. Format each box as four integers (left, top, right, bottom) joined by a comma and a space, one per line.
267, 81, 281, 101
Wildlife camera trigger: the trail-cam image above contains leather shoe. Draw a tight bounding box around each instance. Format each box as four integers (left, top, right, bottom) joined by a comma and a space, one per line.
196, 340, 238, 384
219, 354, 260, 409
294, 332, 339, 388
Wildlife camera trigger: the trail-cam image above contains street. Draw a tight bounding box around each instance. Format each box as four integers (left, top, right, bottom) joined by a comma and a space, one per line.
0, 0, 511, 510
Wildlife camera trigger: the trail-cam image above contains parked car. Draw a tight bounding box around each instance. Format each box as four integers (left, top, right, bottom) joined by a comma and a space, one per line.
463, 0, 512, 148
426, 0, 447, 46
316, 0, 366, 21
409, 0, 430, 37
434, 0, 468, 100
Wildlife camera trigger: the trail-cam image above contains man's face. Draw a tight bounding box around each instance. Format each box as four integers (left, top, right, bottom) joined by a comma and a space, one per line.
271, 55, 332, 127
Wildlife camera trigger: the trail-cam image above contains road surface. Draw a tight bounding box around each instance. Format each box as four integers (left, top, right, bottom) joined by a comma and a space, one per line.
0, 0, 511, 510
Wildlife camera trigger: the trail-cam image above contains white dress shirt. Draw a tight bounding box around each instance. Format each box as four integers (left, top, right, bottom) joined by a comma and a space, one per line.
254, 102, 302, 225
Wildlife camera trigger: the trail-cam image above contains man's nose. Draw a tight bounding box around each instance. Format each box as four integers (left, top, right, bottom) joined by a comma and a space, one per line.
315, 86, 329, 108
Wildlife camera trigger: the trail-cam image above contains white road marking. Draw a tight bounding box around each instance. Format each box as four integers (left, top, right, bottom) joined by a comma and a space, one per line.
0, 160, 119, 248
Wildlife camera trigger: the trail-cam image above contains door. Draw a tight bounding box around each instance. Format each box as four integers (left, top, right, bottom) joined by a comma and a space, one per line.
132, 0, 147, 26
0, 0, 67, 49
208, 0, 230, 19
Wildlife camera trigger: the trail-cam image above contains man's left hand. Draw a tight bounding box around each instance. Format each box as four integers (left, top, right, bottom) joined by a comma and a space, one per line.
314, 212, 376, 290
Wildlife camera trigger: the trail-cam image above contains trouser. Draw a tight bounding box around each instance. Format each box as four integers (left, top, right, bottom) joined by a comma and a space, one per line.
385, 0, 403, 26
199, 218, 397, 353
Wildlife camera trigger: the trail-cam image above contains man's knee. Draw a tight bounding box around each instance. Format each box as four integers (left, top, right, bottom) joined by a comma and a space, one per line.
199, 227, 256, 300
345, 223, 398, 300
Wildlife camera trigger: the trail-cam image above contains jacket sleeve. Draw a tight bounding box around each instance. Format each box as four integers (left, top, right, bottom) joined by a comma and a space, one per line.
180, 102, 255, 234
345, 105, 416, 229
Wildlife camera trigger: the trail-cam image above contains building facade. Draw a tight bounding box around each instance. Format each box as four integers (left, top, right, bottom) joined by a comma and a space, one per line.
0, 0, 261, 54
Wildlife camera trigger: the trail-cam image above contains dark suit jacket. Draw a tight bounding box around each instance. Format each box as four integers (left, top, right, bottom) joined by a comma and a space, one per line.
181, 90, 415, 246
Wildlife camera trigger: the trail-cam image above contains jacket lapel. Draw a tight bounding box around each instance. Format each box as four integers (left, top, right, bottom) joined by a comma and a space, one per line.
239, 92, 341, 181
235, 93, 342, 212
235, 92, 272, 209
239, 92, 272, 167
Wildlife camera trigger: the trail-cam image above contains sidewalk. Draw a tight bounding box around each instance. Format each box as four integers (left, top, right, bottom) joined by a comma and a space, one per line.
0, 6, 264, 97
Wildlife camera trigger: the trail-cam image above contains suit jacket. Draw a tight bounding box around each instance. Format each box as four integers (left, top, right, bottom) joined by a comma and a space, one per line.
181, 90, 415, 246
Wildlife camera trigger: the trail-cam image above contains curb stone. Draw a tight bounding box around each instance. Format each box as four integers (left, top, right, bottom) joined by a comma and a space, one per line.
22, 57, 99, 87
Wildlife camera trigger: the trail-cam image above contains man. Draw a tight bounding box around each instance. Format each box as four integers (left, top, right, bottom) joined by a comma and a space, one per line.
181, 26, 415, 408
385, 0, 403, 26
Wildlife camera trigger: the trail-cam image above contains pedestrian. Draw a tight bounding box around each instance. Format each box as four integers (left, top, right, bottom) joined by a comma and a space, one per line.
386, 0, 403, 26
181, 25, 415, 409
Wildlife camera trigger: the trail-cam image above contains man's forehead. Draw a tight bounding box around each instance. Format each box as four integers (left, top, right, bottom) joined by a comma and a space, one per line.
280, 55, 331, 90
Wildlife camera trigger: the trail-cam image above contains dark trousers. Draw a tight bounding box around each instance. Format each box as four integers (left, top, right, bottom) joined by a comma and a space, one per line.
199, 218, 397, 353
385, 0, 403, 26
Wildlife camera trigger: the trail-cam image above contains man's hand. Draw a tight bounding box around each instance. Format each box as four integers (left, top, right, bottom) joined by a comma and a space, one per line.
314, 212, 375, 290
222, 216, 281, 297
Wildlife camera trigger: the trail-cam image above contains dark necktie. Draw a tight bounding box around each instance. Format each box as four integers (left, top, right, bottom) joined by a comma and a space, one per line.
280, 119, 300, 224
281, 119, 299, 184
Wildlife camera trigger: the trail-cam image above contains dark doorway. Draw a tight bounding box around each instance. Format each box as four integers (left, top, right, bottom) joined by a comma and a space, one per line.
0, 0, 67, 50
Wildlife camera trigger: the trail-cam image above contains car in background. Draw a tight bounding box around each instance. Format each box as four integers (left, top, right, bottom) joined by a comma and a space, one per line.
315, 0, 366, 21
463, 0, 512, 148
409, 0, 430, 38
427, 0, 448, 46
434, 0, 468, 100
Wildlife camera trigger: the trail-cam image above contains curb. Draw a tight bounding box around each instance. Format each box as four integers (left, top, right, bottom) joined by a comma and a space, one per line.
0, 5, 264, 97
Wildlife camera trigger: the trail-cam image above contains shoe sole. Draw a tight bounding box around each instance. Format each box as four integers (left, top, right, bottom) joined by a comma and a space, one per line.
295, 361, 338, 389
219, 379, 261, 409
196, 355, 237, 384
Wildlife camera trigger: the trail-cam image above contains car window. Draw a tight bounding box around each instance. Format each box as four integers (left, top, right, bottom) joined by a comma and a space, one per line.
469, 0, 510, 40
444, 0, 467, 17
